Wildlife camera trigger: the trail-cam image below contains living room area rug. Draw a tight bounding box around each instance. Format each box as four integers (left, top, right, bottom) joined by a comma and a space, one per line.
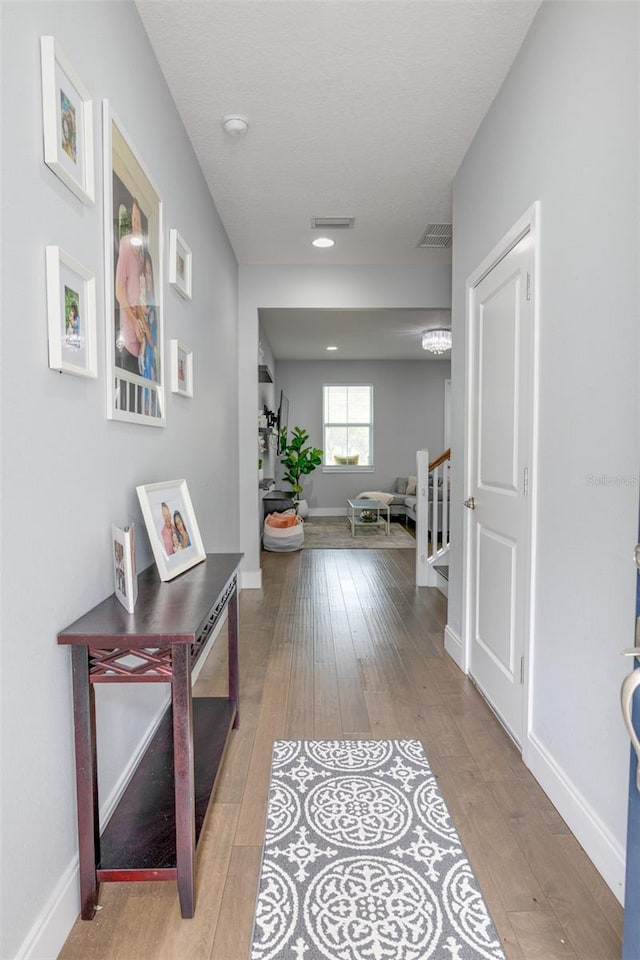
302, 517, 415, 549
250, 739, 506, 960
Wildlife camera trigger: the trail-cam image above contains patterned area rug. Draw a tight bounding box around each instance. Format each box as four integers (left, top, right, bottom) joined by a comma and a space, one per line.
250, 740, 506, 960
302, 518, 415, 549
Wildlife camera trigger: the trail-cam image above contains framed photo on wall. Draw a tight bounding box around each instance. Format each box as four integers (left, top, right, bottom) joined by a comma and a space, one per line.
45, 245, 97, 378
40, 36, 94, 204
136, 479, 205, 581
170, 340, 193, 397
103, 101, 165, 426
169, 229, 192, 300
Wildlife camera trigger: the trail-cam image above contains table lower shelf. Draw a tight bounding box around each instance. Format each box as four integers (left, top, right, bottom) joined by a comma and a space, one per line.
97, 697, 236, 876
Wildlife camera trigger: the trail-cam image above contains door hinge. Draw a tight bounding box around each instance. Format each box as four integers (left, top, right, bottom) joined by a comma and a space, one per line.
526, 272, 532, 301
523, 467, 529, 496
520, 656, 525, 684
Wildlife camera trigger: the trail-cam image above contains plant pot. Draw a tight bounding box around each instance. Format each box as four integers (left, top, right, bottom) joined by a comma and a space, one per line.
295, 498, 309, 519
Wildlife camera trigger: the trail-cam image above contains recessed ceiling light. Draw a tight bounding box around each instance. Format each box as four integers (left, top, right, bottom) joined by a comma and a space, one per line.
326, 345, 338, 351
312, 237, 335, 248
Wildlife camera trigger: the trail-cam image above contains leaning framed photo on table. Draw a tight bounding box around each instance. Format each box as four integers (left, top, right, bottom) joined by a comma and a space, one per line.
103, 101, 165, 426
136, 479, 205, 581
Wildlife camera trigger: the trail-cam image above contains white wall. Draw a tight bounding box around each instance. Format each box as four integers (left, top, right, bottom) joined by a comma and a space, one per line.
0, 3, 239, 957
450, 0, 639, 899
276, 359, 450, 509
239, 263, 452, 582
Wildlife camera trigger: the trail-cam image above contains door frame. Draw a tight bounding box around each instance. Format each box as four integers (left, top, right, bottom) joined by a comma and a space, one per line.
461, 202, 540, 754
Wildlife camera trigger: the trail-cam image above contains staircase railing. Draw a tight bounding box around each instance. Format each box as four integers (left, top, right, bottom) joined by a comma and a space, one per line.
415, 448, 451, 587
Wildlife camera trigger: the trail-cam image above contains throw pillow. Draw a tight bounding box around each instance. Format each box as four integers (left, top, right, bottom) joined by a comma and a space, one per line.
396, 478, 408, 495
406, 475, 417, 496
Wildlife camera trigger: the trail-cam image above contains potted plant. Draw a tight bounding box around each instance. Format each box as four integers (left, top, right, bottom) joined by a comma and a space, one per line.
279, 426, 323, 514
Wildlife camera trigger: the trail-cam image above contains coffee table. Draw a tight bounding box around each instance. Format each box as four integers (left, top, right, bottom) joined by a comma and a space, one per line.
346, 498, 390, 537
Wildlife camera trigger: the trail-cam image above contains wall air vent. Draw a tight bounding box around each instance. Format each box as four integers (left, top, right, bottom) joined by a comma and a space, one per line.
417, 223, 453, 249
310, 217, 355, 230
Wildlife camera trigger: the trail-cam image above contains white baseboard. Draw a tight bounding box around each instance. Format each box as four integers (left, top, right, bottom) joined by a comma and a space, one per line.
525, 730, 625, 904
16, 614, 229, 959
242, 568, 262, 589
308, 507, 347, 517
15, 855, 80, 960
444, 623, 465, 672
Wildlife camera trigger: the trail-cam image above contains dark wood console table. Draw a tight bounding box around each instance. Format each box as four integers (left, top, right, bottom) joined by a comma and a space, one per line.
58, 553, 242, 920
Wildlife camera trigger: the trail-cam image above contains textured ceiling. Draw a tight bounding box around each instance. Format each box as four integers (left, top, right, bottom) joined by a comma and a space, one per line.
136, 1, 539, 358
136, 1, 540, 268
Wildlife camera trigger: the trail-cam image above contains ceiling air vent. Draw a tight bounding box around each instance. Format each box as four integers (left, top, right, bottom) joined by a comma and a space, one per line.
311, 217, 355, 230
417, 223, 453, 249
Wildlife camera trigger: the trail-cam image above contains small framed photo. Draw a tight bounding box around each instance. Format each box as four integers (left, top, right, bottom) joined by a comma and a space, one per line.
169, 229, 192, 300
112, 523, 138, 613
136, 479, 206, 581
170, 340, 193, 397
40, 36, 94, 204
45, 245, 97, 378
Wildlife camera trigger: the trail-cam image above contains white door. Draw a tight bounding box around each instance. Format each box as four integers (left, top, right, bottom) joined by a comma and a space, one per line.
467, 233, 534, 744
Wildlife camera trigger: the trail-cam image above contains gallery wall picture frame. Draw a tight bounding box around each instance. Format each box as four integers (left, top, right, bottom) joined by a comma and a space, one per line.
45, 245, 97, 378
170, 340, 193, 398
40, 36, 95, 205
169, 229, 192, 300
103, 100, 165, 427
136, 479, 206, 581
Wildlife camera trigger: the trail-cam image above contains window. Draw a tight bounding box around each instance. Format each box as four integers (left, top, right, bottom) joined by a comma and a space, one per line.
323, 384, 373, 470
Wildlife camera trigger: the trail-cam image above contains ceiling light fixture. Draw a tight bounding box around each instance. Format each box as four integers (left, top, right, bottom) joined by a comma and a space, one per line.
222, 113, 249, 136
312, 237, 335, 248
422, 328, 452, 354
326, 345, 338, 351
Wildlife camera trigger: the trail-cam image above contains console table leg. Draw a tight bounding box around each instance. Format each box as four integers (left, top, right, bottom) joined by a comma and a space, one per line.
172, 644, 196, 918
228, 583, 239, 728
71, 646, 99, 920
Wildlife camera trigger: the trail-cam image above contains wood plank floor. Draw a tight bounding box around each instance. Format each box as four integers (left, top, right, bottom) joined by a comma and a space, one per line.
58, 548, 623, 960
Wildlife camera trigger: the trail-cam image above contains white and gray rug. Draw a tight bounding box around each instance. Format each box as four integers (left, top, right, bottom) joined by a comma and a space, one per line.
302, 518, 415, 550
250, 739, 506, 960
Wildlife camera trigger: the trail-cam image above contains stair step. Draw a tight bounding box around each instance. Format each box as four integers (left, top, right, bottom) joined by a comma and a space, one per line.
433, 564, 449, 581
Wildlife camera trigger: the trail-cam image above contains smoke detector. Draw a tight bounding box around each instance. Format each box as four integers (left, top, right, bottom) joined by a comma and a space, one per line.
222, 114, 249, 136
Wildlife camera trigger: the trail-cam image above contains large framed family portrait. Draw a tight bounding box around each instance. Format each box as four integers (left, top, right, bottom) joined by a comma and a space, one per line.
136, 479, 206, 581
103, 101, 165, 426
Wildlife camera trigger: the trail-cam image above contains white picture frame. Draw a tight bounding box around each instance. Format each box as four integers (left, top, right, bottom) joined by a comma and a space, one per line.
169, 229, 192, 300
170, 340, 193, 398
103, 101, 165, 426
45, 245, 97, 378
40, 36, 94, 204
112, 523, 138, 613
136, 479, 206, 582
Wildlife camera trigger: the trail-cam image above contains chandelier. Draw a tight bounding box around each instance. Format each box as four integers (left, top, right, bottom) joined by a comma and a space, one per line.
421, 328, 452, 355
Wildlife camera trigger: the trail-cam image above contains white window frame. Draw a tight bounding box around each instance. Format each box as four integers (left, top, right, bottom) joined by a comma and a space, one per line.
322, 383, 375, 473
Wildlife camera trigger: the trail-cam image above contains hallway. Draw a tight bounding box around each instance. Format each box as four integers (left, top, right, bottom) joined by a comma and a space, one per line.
59, 549, 623, 959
